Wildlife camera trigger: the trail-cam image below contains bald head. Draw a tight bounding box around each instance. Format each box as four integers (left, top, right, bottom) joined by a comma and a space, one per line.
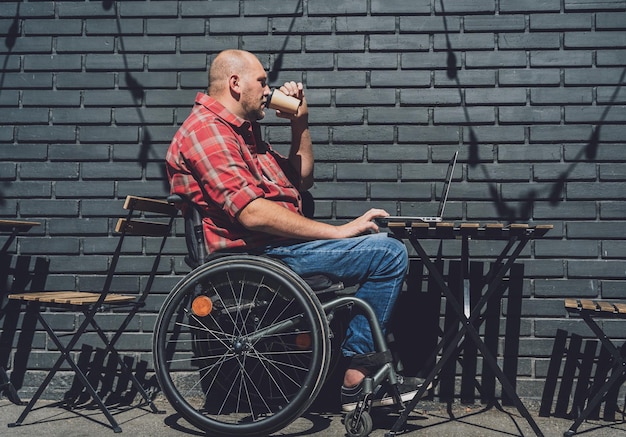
208, 49, 261, 96
206, 49, 270, 121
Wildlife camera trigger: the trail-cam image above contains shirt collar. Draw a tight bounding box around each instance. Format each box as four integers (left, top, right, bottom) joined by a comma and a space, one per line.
195, 92, 252, 131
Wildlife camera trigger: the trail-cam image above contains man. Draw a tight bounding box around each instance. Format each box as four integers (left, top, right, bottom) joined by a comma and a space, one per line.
166, 49, 417, 411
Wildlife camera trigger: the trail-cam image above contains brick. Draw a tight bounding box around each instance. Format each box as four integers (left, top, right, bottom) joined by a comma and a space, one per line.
81, 162, 143, 180
463, 125, 525, 143
271, 17, 332, 34
534, 163, 596, 181
466, 88, 527, 105
120, 1, 178, 17
568, 182, 624, 200
600, 164, 626, 181
119, 37, 177, 53
565, 105, 626, 123
368, 144, 429, 162
209, 17, 267, 34
499, 107, 561, 124
21, 237, 80, 255
567, 221, 626, 239
307, 0, 368, 16
434, 107, 495, 125
371, 71, 430, 87
56, 36, 115, 54
337, 53, 398, 70
400, 89, 461, 106
368, 107, 428, 125
435, 70, 496, 87
332, 125, 394, 143
19, 162, 79, 180
565, 0, 626, 11
499, 33, 561, 50
85, 54, 144, 71
369, 35, 429, 52
400, 16, 461, 33
22, 90, 81, 107
434, 33, 495, 51
600, 201, 626, 220
499, 0, 561, 13
335, 88, 396, 106
530, 50, 593, 67
54, 181, 115, 199
24, 54, 82, 71
20, 199, 79, 217
399, 126, 460, 144
24, 19, 82, 36
51, 108, 112, 125
79, 126, 139, 143
603, 240, 626, 258
568, 260, 626, 279
115, 108, 175, 125
0, 36, 52, 54
309, 108, 364, 125
179, 35, 239, 53
85, 19, 144, 35
530, 88, 593, 105
566, 31, 626, 49
56, 72, 115, 89
336, 16, 396, 33
17, 126, 76, 143
371, 0, 430, 15
305, 35, 365, 52
0, 72, 52, 89
0, 144, 48, 160
597, 50, 626, 67
49, 144, 110, 162
57, 2, 117, 18
146, 18, 206, 35
595, 12, 626, 29
465, 51, 527, 68
566, 67, 626, 85
530, 13, 592, 30
534, 279, 599, 297
337, 163, 397, 180
307, 70, 367, 88
0, 108, 49, 124
181, 1, 239, 17
464, 16, 525, 32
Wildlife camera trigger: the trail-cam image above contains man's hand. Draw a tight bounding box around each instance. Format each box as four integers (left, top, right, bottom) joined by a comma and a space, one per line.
335, 208, 390, 238
276, 81, 308, 120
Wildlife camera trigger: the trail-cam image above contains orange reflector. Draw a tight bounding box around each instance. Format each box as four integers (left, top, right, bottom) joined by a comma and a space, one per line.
295, 333, 311, 350
192, 295, 213, 317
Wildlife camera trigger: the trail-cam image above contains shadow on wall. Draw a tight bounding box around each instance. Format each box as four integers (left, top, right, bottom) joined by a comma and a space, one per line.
440, 0, 625, 223
0, 0, 625, 217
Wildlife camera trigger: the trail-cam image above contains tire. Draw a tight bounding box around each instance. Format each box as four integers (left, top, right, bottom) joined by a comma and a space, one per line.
153, 255, 331, 437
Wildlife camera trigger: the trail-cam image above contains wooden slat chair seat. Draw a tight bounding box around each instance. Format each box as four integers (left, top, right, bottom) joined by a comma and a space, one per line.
563, 298, 626, 436
7, 195, 177, 434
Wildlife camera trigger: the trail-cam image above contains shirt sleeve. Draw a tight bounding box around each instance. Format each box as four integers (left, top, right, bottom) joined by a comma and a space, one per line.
183, 122, 266, 220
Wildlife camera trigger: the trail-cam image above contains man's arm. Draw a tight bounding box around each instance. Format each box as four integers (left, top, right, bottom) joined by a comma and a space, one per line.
237, 197, 388, 240
277, 81, 314, 191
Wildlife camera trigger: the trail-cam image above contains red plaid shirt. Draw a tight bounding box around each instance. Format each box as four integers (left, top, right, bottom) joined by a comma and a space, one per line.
166, 92, 304, 252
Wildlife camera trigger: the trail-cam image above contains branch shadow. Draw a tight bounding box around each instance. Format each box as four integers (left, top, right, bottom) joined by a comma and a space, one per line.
439, 0, 625, 222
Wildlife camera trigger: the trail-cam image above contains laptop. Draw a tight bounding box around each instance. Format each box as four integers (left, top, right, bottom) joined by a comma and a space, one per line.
375, 150, 458, 226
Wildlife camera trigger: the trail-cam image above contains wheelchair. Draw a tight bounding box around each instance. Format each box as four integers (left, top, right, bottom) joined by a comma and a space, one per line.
152, 195, 406, 437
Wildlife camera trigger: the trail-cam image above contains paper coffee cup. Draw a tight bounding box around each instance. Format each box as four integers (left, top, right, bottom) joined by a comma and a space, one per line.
267, 89, 301, 115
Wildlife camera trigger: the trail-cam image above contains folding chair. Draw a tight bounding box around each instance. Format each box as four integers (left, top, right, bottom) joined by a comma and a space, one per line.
7, 195, 178, 433
563, 298, 626, 436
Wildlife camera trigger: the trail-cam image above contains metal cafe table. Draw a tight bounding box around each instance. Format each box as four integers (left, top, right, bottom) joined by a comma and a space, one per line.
0, 218, 41, 404
384, 221, 553, 437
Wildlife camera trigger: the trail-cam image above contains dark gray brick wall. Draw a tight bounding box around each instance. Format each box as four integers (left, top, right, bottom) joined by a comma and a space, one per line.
1, 0, 625, 404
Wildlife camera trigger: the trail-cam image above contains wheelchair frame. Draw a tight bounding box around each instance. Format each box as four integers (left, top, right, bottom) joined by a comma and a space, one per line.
151, 195, 403, 437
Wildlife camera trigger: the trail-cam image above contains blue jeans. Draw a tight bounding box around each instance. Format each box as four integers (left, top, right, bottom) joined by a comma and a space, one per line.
262, 233, 408, 358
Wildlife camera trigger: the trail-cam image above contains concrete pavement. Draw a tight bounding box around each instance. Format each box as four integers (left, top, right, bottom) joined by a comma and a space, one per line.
1, 394, 625, 437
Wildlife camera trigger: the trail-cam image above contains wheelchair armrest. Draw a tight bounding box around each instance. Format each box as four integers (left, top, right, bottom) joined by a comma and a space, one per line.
167, 193, 207, 268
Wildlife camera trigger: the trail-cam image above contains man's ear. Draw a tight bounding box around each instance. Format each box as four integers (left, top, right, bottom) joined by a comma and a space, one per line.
229, 74, 241, 97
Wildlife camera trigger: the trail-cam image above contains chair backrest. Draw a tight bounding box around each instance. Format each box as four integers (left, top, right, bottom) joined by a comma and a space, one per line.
103, 195, 178, 296
166, 194, 207, 268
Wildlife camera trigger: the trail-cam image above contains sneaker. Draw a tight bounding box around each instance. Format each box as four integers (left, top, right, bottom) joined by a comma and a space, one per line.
341, 374, 432, 412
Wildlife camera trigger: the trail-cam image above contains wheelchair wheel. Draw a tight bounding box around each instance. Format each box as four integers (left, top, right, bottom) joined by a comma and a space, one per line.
153, 255, 331, 437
